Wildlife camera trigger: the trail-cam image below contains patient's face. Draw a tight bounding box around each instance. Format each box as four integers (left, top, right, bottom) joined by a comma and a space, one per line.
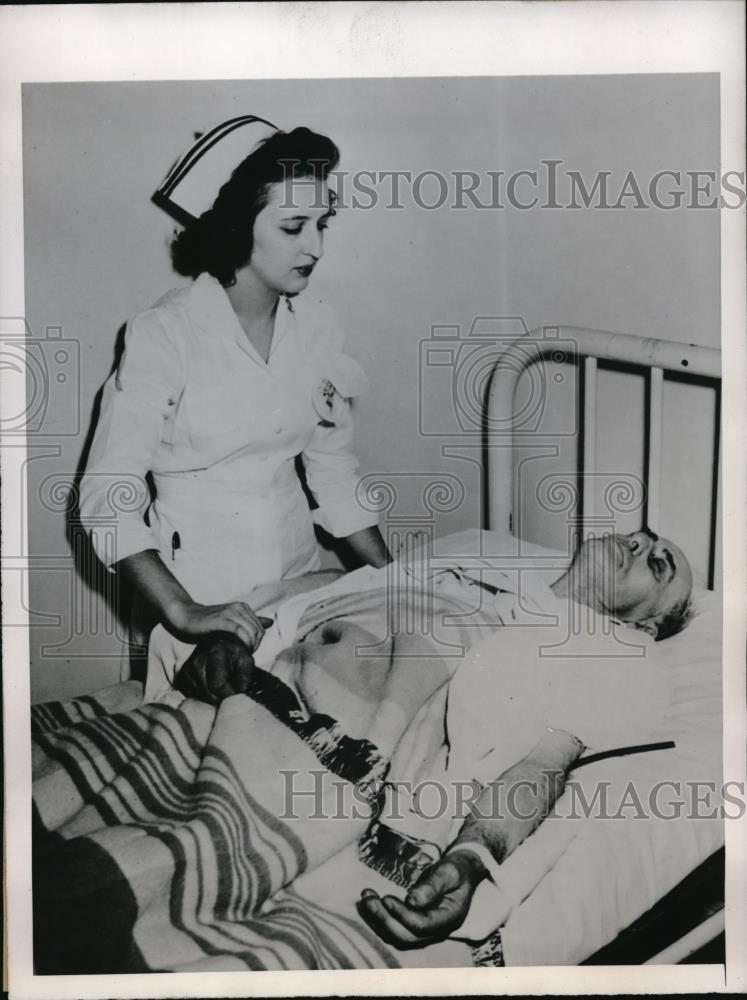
573, 530, 692, 626
273, 620, 393, 733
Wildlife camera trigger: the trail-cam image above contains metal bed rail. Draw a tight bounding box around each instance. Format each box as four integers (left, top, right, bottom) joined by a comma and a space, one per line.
485, 326, 721, 588
485, 325, 723, 962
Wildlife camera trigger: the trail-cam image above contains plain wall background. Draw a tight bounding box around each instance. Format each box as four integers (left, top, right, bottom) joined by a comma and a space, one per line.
22, 75, 720, 702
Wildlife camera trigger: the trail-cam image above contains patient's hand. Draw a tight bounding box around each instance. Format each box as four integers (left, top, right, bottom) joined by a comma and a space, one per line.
174, 632, 255, 706
358, 851, 485, 948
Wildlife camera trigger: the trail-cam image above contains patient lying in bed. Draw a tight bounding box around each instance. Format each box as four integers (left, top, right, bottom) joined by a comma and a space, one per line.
167, 527, 692, 950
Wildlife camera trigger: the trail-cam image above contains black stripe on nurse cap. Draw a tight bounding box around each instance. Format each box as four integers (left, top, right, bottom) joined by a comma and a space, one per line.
152, 115, 278, 226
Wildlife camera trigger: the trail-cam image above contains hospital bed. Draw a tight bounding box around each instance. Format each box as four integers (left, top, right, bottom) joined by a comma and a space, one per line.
31, 326, 724, 970
480, 326, 723, 964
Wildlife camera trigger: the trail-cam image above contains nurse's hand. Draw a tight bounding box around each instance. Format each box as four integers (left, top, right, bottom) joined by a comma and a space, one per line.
174, 631, 256, 706
169, 599, 272, 651
117, 551, 272, 651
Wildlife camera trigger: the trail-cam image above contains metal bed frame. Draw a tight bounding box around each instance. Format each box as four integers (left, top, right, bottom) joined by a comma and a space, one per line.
484, 326, 723, 964
487, 326, 721, 586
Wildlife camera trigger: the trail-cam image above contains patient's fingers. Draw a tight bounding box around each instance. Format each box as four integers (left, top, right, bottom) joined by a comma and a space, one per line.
358, 890, 420, 948
379, 894, 454, 935
175, 646, 224, 705
195, 634, 252, 696
359, 887, 461, 946
175, 630, 257, 704
407, 862, 460, 908
174, 650, 217, 705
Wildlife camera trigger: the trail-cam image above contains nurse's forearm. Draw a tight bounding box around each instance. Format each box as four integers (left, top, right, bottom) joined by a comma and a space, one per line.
116, 549, 196, 627
116, 549, 269, 648
342, 525, 391, 568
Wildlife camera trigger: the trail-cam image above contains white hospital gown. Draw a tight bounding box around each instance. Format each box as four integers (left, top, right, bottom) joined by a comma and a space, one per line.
79, 273, 378, 606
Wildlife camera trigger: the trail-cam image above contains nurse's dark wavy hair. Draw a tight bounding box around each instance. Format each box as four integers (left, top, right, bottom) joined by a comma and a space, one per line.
170, 127, 340, 287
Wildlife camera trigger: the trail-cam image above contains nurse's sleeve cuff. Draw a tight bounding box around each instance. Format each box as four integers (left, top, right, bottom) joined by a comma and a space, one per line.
87, 520, 161, 573
312, 491, 380, 539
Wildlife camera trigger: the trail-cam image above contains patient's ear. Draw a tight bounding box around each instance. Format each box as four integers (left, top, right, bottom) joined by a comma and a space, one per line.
630, 618, 659, 639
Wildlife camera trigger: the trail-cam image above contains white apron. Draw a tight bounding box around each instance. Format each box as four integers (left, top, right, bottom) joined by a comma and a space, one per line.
149, 459, 321, 605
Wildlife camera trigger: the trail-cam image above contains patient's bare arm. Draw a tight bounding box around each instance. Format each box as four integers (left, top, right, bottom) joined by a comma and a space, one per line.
359, 729, 584, 948
453, 728, 584, 863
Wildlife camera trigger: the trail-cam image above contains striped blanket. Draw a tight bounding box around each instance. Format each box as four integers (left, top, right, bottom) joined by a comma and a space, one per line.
32, 681, 402, 973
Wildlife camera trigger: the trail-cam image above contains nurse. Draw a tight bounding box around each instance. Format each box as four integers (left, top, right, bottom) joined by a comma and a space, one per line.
79, 115, 390, 660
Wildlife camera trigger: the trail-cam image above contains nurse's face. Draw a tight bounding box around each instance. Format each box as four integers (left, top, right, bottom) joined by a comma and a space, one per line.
247, 177, 335, 296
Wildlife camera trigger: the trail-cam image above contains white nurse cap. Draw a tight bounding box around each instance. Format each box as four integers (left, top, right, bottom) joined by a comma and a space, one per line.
153, 115, 279, 225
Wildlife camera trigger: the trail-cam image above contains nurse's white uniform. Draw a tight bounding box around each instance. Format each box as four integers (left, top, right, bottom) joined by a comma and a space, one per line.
79, 273, 377, 683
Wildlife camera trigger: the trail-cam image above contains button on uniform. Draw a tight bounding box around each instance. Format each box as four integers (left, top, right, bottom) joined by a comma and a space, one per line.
271, 394, 284, 436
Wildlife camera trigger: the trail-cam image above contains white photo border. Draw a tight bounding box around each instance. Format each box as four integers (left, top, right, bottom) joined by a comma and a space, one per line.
2, 2, 744, 997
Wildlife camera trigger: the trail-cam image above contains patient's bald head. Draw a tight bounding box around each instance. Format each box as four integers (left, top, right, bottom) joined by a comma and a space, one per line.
553, 528, 694, 640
